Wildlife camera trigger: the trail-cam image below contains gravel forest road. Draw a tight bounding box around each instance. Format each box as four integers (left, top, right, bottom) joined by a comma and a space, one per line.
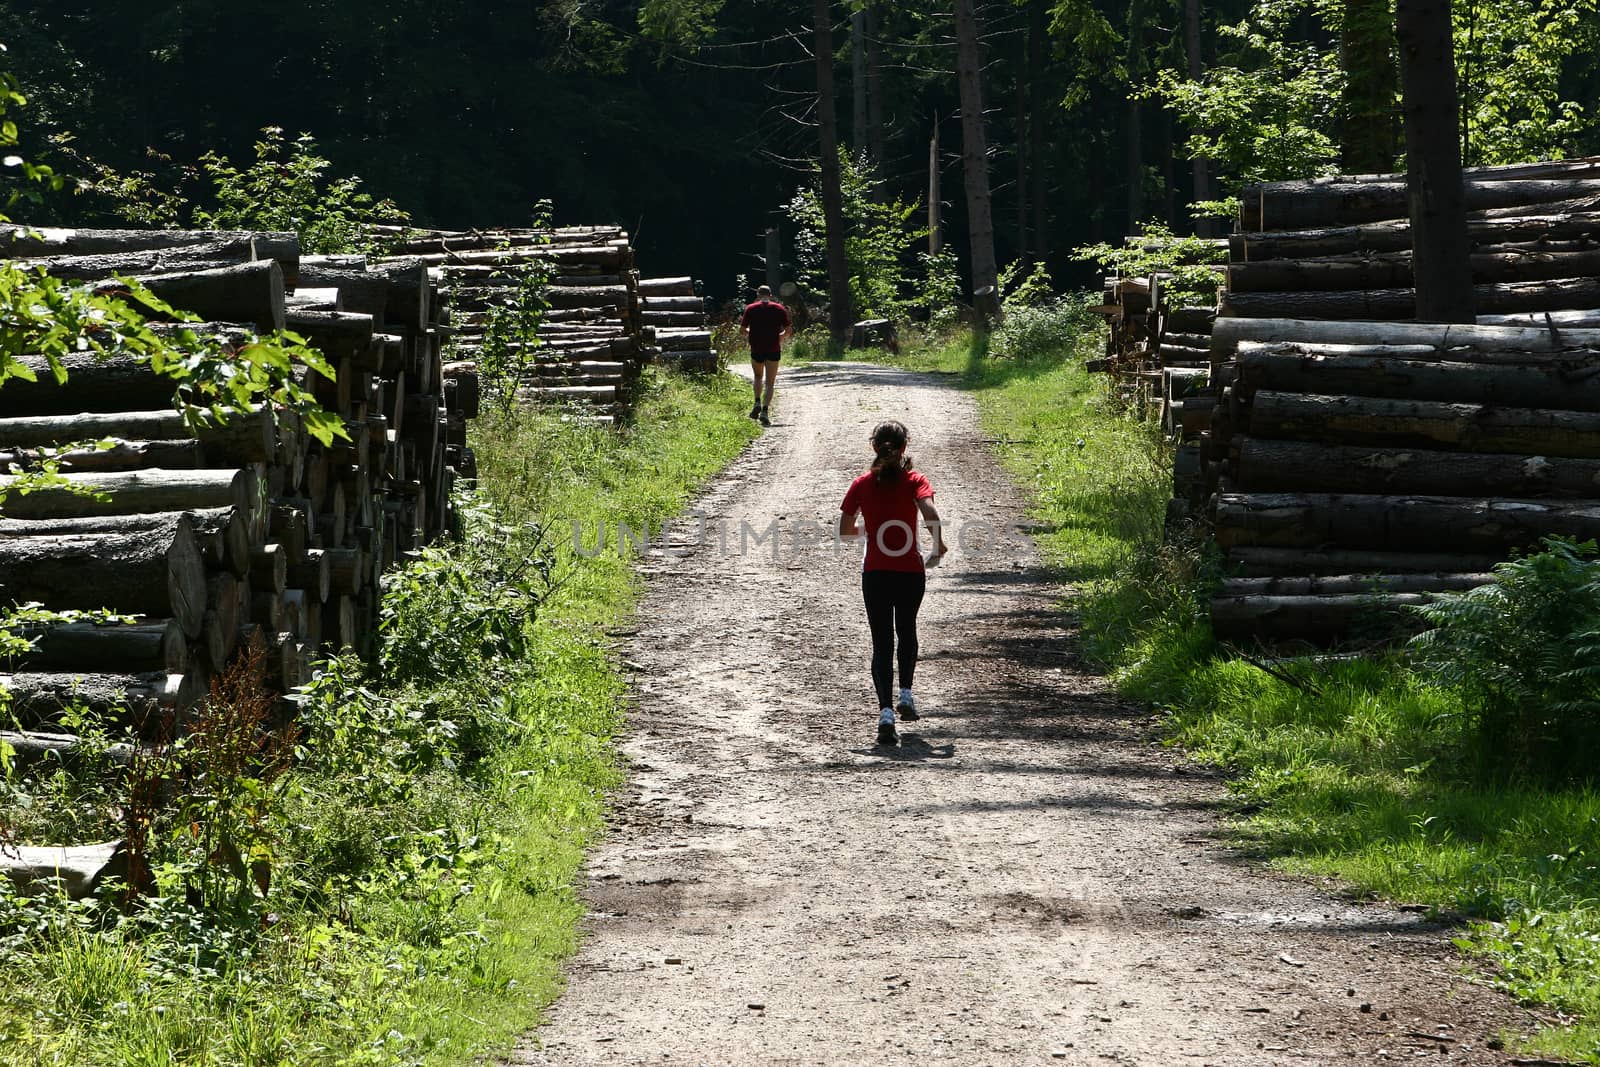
509, 362, 1538, 1066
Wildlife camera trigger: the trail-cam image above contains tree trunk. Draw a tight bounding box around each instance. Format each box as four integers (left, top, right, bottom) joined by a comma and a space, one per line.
0, 841, 126, 900
1210, 316, 1600, 363
1227, 246, 1600, 292
7, 620, 188, 674
1235, 437, 1600, 498
3, 671, 198, 728
1028, 0, 1049, 256
0, 518, 207, 635
867, 3, 886, 173
0, 731, 133, 771
1398, 0, 1472, 320
815, 0, 853, 343
1211, 592, 1433, 641
1340, 0, 1398, 173
954, 0, 1002, 323
0, 225, 298, 280
1223, 277, 1600, 320
1214, 491, 1600, 552
1238, 178, 1600, 231
1245, 390, 1600, 457
97, 260, 287, 334
1235, 347, 1600, 410
1183, 0, 1213, 236
852, 7, 869, 156
929, 115, 943, 257
0, 468, 256, 522
1224, 545, 1504, 576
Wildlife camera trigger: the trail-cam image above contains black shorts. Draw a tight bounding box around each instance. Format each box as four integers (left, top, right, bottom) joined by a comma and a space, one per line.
751, 352, 782, 363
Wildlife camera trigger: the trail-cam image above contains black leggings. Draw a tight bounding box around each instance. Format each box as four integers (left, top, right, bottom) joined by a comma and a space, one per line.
861, 570, 926, 710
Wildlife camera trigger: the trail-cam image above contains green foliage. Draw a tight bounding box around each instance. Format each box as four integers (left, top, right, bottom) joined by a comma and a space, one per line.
378, 500, 557, 687
988, 293, 1100, 361
638, 0, 726, 50
1145, 0, 1343, 186
0, 368, 760, 1064
1411, 538, 1600, 781
1457, 0, 1600, 165
1073, 221, 1226, 306
193, 127, 409, 255
919, 248, 962, 332
788, 150, 927, 320
475, 207, 553, 412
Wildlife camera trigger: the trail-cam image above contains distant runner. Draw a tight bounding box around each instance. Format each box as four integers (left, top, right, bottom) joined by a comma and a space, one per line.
739, 285, 791, 426
838, 420, 948, 748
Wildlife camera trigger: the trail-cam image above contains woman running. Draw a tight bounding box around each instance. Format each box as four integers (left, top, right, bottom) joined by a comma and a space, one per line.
838, 420, 949, 748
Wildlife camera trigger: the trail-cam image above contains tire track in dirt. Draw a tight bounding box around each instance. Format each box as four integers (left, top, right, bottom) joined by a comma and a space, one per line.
508, 362, 1541, 1066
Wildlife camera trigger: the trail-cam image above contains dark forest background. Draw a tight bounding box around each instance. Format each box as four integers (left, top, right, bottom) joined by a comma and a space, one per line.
2, 0, 1599, 297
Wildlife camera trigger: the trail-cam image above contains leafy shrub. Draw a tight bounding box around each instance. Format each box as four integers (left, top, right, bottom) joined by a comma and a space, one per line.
194, 127, 409, 255
1411, 538, 1600, 780
988, 295, 1098, 360
378, 497, 556, 685
788, 149, 926, 320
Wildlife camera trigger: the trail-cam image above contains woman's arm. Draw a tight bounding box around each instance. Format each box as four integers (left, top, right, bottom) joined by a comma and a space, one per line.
916, 498, 949, 561
838, 509, 861, 538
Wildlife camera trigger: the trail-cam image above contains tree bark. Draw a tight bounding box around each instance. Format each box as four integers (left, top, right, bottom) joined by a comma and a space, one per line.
1397, 0, 1472, 320
852, 7, 869, 157
1245, 390, 1600, 457
1211, 592, 1432, 641
929, 115, 942, 257
1234, 437, 1600, 498
1238, 178, 1600, 231
1214, 491, 1600, 552
1028, 0, 1049, 254
1227, 247, 1600, 292
1235, 347, 1600, 409
954, 0, 1002, 323
7, 620, 188, 674
3, 671, 198, 727
1222, 277, 1600, 320
1210, 316, 1600, 364
815, 0, 853, 343
867, 3, 886, 173
1225, 545, 1504, 576
0, 517, 207, 635
1231, 210, 1600, 261
1183, 0, 1213, 236
0, 468, 256, 522
96, 260, 287, 334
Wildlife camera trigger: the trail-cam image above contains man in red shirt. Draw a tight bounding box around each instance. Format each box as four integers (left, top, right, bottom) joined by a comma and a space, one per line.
739, 285, 792, 426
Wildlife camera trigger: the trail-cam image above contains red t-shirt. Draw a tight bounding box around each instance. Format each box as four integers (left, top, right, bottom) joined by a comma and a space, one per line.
840, 469, 935, 573
741, 300, 791, 355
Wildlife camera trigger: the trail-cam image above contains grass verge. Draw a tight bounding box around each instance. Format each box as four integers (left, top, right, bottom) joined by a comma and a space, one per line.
889, 327, 1600, 1063
0, 366, 758, 1065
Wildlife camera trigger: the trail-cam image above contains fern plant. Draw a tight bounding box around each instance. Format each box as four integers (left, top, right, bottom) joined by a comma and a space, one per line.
1410, 538, 1600, 780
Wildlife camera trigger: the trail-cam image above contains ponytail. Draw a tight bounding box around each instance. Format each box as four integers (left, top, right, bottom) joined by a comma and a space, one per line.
870, 420, 913, 483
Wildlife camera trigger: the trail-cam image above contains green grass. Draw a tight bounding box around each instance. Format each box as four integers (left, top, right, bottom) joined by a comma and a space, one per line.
0, 366, 759, 1065
889, 327, 1600, 1063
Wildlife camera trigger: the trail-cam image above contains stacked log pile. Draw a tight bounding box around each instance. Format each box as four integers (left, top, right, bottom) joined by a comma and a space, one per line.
0, 224, 473, 749
1087, 242, 1224, 427
373, 226, 646, 422
640, 277, 716, 372
1107, 156, 1600, 643
1225, 157, 1600, 322
1200, 317, 1600, 642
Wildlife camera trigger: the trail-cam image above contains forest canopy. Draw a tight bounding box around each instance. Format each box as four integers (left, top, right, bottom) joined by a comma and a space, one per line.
1, 0, 1597, 296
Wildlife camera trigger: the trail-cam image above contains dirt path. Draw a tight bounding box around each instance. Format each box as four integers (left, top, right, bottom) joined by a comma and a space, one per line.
510, 363, 1540, 1066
